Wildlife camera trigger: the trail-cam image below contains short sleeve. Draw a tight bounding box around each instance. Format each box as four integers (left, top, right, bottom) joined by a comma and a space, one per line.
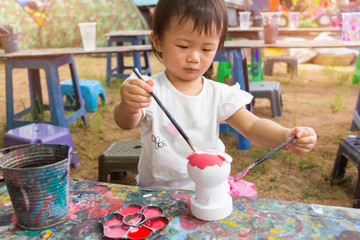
218, 83, 253, 122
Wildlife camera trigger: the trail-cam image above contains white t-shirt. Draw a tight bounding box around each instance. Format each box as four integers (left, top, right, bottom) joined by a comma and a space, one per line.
126, 71, 253, 190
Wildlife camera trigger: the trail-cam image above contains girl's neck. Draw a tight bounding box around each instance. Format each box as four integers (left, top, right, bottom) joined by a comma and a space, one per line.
165, 70, 203, 96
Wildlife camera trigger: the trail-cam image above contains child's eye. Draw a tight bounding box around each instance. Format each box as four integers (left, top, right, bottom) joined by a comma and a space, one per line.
202, 49, 212, 52
176, 45, 188, 49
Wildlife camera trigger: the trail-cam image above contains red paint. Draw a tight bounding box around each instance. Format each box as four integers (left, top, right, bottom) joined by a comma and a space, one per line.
10, 225, 18, 232
180, 212, 206, 230
127, 226, 153, 239
247, 209, 255, 214
187, 150, 227, 170
86, 203, 109, 218
238, 234, 247, 238
119, 205, 141, 215
35, 196, 56, 227
11, 214, 17, 223
146, 217, 168, 230
104, 226, 127, 239
142, 207, 162, 218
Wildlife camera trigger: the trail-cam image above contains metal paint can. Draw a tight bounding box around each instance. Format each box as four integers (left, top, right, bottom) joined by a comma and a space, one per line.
0, 144, 71, 230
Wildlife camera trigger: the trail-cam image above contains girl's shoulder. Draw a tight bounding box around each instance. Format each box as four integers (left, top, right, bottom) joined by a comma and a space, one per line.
203, 77, 232, 92
150, 71, 166, 81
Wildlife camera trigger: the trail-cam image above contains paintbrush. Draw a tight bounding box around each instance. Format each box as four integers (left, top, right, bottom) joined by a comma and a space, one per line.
234, 135, 297, 182
133, 68, 198, 152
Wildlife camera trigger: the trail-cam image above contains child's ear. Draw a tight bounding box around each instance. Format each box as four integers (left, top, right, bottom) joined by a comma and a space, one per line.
150, 32, 162, 52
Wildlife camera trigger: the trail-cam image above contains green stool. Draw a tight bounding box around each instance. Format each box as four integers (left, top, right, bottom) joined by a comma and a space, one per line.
353, 50, 360, 84
216, 49, 263, 83
250, 48, 263, 82
216, 61, 232, 83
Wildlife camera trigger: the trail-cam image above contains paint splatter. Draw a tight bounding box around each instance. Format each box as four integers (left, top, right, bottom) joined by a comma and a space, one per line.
42, 230, 51, 238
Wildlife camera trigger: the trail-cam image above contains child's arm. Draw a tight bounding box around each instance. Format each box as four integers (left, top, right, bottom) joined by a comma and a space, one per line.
226, 107, 317, 154
114, 78, 154, 130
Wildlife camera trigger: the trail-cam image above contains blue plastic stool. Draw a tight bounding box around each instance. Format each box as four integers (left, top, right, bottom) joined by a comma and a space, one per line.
61, 79, 107, 112
214, 49, 252, 150
5, 55, 88, 130
3, 123, 80, 168
106, 34, 151, 86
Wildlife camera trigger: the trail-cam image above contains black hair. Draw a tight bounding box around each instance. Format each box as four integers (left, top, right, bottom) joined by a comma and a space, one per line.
151, 0, 228, 59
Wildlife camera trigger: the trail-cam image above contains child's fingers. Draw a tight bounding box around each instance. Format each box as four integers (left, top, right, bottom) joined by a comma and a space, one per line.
288, 140, 315, 154
294, 127, 316, 139
130, 78, 153, 93
133, 79, 153, 93
287, 127, 316, 154
123, 79, 153, 98
289, 144, 314, 154
146, 79, 155, 88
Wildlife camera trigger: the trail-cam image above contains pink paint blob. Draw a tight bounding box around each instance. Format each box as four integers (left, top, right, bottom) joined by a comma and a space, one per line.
104, 226, 127, 239
119, 204, 142, 216
187, 150, 227, 169
247, 209, 255, 214
105, 217, 122, 227
142, 206, 162, 218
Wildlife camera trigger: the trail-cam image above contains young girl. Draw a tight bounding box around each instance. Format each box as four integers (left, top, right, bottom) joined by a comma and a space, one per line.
114, 0, 317, 190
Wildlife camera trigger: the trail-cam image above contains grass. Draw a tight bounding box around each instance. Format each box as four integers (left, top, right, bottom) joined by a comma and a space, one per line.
298, 156, 317, 170
323, 64, 353, 112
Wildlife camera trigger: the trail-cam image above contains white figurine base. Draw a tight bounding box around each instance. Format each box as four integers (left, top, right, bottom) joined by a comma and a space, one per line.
190, 194, 233, 221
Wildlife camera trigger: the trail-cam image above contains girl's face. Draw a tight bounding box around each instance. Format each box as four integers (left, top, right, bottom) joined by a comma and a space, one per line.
151, 17, 221, 87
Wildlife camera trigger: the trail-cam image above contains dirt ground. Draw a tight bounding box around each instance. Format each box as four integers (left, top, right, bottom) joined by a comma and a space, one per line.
1, 51, 359, 209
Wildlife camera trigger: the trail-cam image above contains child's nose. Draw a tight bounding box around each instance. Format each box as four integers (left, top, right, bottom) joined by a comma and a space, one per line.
186, 51, 200, 63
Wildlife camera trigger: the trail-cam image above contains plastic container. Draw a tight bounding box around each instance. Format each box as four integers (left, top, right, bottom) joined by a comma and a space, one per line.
261, 12, 282, 44
289, 12, 300, 29
239, 11, 251, 29
78, 22, 97, 51
342, 12, 360, 42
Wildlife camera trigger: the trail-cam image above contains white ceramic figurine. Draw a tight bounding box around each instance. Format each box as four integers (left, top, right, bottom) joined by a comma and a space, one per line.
187, 150, 233, 221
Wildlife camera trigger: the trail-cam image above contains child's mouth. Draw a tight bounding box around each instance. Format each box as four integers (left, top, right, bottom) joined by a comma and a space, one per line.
184, 68, 197, 73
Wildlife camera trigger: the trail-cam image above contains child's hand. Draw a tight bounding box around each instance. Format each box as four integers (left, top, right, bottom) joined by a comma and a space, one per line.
120, 78, 154, 114
286, 127, 317, 154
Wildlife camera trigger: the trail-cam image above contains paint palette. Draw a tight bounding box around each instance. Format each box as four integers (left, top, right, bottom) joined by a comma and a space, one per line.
101, 204, 169, 239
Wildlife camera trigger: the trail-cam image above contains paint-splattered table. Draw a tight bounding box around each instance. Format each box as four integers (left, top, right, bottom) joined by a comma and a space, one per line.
0, 178, 360, 239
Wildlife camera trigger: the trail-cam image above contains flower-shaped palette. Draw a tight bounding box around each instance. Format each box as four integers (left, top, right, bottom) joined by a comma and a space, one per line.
101, 204, 169, 239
